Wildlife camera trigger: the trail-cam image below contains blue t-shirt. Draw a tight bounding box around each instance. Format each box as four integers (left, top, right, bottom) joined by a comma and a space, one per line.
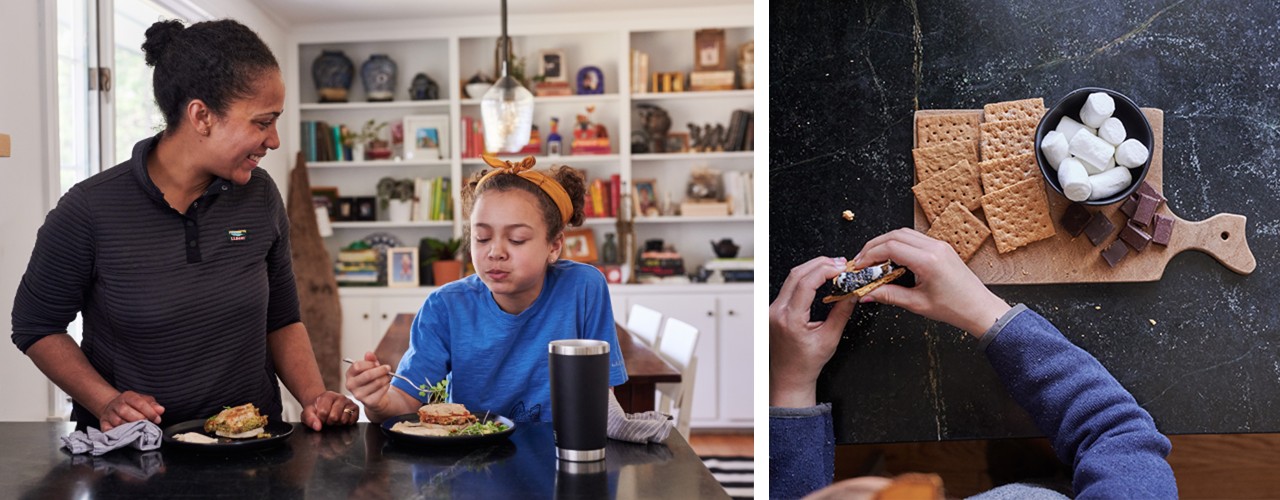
393, 260, 628, 422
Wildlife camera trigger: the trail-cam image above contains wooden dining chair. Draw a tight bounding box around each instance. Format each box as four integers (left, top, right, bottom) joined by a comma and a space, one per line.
626, 303, 664, 348
655, 316, 700, 437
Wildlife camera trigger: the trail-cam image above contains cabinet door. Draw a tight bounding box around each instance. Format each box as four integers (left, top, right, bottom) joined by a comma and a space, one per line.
372, 294, 429, 345
340, 297, 376, 365
718, 294, 753, 423
626, 294, 719, 423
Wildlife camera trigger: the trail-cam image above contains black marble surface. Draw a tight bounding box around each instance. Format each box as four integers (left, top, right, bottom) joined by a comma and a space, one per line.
5, 422, 726, 499
771, 1, 1280, 444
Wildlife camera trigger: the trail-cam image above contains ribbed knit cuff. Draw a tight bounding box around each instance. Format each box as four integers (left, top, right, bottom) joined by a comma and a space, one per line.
978, 303, 1029, 352
769, 402, 832, 419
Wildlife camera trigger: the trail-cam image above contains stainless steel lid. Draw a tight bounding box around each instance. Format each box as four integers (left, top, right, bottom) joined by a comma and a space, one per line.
548, 339, 610, 356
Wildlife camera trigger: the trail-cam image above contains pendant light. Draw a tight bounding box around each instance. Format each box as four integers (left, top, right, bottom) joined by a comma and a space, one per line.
480, 0, 534, 153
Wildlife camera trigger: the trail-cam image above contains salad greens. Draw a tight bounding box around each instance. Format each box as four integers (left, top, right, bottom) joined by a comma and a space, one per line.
417, 378, 448, 404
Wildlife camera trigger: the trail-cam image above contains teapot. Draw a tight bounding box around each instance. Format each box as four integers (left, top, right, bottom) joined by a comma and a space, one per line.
711, 238, 740, 258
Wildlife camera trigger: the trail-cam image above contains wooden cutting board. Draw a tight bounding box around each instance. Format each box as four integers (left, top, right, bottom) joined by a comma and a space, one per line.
913, 108, 1256, 284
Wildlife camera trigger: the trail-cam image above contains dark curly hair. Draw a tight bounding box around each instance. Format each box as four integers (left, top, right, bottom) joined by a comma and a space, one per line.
462, 165, 587, 241
142, 19, 279, 132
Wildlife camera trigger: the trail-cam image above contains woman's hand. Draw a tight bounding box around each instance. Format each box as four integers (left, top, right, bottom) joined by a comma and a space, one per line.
769, 256, 857, 408
96, 390, 165, 431
345, 352, 394, 416
854, 228, 1011, 337
303, 390, 360, 431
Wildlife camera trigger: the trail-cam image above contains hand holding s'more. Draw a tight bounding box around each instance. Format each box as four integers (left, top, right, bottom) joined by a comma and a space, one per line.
821, 260, 907, 304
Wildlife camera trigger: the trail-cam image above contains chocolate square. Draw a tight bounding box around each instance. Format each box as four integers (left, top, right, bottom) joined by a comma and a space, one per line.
1132, 193, 1160, 227
1084, 212, 1116, 246
1119, 221, 1152, 252
1101, 239, 1130, 267
1060, 203, 1092, 237
1152, 214, 1174, 245
1120, 194, 1139, 218
1135, 180, 1165, 204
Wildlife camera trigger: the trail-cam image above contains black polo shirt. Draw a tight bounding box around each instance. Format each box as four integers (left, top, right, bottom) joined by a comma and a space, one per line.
11, 134, 300, 429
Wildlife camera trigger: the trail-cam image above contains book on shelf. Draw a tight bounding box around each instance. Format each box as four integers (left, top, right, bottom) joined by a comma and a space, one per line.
609, 174, 621, 217
411, 176, 453, 222
630, 50, 649, 93
722, 170, 754, 216
725, 110, 754, 152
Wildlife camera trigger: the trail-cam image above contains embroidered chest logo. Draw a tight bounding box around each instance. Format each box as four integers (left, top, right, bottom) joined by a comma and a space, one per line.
228, 229, 249, 242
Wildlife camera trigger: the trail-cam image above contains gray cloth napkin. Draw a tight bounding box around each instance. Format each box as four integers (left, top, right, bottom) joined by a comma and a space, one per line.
62, 420, 163, 456
606, 393, 673, 444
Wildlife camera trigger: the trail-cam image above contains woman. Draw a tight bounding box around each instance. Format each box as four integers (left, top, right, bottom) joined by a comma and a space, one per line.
11, 19, 356, 432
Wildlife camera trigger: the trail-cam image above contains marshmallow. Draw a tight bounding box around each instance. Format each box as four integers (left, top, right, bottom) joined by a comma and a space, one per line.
1055, 116, 1092, 144
1115, 138, 1150, 168
1098, 117, 1126, 146
1080, 92, 1115, 128
1068, 131, 1117, 175
1057, 158, 1092, 202
1087, 165, 1133, 201
1042, 130, 1071, 169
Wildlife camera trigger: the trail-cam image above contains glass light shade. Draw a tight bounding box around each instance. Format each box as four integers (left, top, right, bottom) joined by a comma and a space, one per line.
480, 75, 534, 153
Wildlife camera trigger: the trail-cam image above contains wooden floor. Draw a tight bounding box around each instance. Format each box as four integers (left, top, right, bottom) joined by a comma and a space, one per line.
688, 430, 754, 457
834, 433, 1280, 499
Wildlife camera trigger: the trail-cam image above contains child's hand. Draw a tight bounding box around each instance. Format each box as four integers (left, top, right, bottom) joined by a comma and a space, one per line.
344, 352, 393, 414
854, 229, 1011, 337
769, 256, 856, 408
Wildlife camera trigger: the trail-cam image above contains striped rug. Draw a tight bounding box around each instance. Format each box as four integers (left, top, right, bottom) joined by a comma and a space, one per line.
701, 455, 754, 499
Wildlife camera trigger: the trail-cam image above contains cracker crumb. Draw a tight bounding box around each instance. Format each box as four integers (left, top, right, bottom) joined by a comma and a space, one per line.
1149, 319, 1157, 326
1095, 305, 1101, 310
1022, 269, 1029, 275
842, 210, 855, 221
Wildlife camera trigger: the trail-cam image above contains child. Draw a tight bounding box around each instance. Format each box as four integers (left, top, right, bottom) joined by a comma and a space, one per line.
346, 155, 628, 423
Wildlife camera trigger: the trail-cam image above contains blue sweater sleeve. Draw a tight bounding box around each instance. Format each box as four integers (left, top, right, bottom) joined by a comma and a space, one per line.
768, 403, 834, 499
984, 305, 1177, 499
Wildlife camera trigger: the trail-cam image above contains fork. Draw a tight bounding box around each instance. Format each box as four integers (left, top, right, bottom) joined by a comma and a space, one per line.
342, 357, 422, 389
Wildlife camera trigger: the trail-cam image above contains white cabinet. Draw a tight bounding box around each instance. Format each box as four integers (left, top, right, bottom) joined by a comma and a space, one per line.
615, 284, 752, 429
338, 290, 430, 370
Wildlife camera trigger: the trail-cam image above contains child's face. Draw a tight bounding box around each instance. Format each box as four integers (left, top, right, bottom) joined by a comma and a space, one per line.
470, 189, 564, 314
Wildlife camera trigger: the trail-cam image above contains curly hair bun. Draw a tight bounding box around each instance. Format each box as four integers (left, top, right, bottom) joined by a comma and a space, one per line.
142, 20, 185, 67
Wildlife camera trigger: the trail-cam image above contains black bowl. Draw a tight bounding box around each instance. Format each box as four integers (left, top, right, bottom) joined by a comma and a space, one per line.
1035, 87, 1153, 205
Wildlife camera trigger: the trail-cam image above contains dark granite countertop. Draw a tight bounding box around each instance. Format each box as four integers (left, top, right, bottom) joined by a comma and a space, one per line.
770, 1, 1280, 443
5, 422, 726, 499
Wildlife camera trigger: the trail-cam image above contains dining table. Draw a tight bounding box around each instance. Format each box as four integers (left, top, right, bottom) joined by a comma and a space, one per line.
377, 314, 682, 414
5, 420, 728, 499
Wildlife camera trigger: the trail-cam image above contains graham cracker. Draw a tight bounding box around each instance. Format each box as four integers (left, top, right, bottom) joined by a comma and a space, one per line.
980, 175, 1056, 253
916, 112, 980, 148
983, 98, 1046, 123
978, 152, 1038, 193
979, 118, 1038, 162
926, 202, 990, 262
822, 267, 908, 304
913, 141, 979, 182
912, 160, 983, 224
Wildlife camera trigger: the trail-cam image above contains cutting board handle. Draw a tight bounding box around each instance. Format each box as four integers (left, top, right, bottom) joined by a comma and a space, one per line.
1176, 213, 1256, 275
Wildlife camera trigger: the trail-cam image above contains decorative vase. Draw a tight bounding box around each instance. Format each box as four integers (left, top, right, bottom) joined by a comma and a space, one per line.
601, 233, 618, 264
351, 143, 366, 162
711, 238, 740, 258
409, 72, 440, 100
360, 54, 397, 102
312, 50, 354, 103
432, 260, 462, 286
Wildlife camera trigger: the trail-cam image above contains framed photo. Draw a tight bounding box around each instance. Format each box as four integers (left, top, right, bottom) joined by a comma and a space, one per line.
334, 197, 356, 221
695, 29, 727, 71
633, 178, 660, 217
403, 114, 450, 160
539, 50, 567, 82
311, 186, 340, 217
354, 196, 377, 221
387, 247, 420, 287
665, 132, 689, 153
576, 66, 604, 94
562, 228, 599, 263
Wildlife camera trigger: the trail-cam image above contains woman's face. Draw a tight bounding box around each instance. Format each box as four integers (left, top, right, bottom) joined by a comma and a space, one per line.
470, 189, 563, 314
206, 70, 284, 185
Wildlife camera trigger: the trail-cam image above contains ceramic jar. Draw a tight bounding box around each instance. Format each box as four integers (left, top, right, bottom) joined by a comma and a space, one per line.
360, 54, 397, 102
312, 50, 354, 102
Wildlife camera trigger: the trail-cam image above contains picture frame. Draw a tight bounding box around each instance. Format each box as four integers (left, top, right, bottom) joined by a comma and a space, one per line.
386, 247, 420, 287
562, 228, 599, 263
403, 114, 450, 160
539, 50, 567, 82
632, 178, 660, 217
334, 197, 356, 222
665, 132, 690, 154
311, 186, 340, 217
695, 29, 727, 71
354, 196, 377, 221
576, 66, 604, 94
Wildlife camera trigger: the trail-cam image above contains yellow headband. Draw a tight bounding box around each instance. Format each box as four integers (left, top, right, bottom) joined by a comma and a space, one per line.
479, 154, 573, 225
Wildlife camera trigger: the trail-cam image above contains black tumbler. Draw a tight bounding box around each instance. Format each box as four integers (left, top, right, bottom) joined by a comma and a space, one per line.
548, 339, 610, 462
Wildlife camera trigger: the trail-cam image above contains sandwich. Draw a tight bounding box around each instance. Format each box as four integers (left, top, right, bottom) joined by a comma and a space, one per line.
822, 260, 907, 304
390, 403, 482, 437
204, 403, 269, 439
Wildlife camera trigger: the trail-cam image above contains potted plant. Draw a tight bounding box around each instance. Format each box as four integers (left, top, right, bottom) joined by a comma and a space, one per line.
425, 237, 464, 286
342, 119, 387, 161
377, 177, 416, 223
